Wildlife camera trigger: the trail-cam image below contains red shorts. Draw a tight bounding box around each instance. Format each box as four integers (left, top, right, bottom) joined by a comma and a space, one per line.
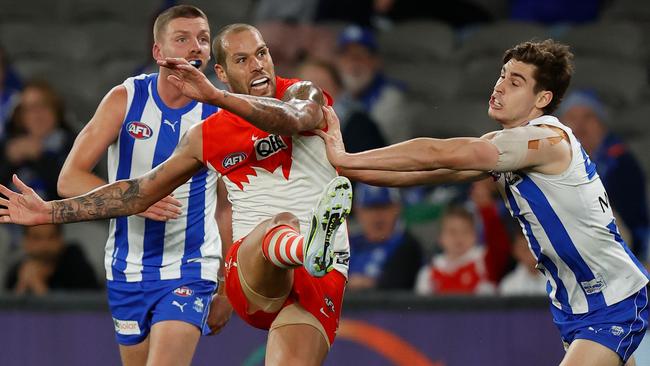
224, 238, 346, 345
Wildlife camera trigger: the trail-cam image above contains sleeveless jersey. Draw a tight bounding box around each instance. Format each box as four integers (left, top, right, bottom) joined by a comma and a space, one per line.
105, 73, 221, 282
202, 76, 351, 276
493, 115, 649, 314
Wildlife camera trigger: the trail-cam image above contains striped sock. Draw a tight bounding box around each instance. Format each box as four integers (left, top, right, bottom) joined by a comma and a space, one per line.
262, 225, 305, 269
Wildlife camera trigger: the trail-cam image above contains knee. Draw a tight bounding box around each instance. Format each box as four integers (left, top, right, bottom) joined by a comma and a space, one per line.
269, 212, 300, 232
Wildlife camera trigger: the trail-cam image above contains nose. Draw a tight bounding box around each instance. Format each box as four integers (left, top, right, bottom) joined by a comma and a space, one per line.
493, 77, 505, 94
189, 37, 202, 54
250, 55, 263, 72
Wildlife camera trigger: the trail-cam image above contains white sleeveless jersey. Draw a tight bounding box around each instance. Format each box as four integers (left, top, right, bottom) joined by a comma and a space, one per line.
493, 115, 649, 314
105, 73, 221, 282
202, 107, 351, 276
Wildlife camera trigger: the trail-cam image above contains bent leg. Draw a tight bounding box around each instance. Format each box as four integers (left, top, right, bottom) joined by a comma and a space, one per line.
561, 339, 624, 366
237, 212, 301, 299
145, 320, 201, 366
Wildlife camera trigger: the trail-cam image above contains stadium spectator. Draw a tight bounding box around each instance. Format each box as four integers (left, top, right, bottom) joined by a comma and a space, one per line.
0, 81, 75, 201
335, 25, 410, 144
415, 203, 510, 295
4, 224, 100, 295
499, 231, 546, 295
0, 47, 21, 140
347, 183, 423, 291
558, 90, 649, 262
296, 59, 387, 153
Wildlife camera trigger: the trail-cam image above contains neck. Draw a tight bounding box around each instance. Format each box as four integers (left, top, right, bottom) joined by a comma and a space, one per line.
501, 110, 545, 129
157, 68, 194, 108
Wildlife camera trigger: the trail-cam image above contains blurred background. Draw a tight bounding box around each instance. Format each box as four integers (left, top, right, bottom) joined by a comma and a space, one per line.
0, 0, 649, 365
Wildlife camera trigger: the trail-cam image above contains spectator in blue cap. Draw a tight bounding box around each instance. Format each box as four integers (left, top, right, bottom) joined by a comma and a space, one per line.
347, 183, 423, 291
559, 90, 649, 263
336, 25, 410, 144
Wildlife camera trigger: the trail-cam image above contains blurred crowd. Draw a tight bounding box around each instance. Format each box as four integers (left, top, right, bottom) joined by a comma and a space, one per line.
0, 0, 649, 297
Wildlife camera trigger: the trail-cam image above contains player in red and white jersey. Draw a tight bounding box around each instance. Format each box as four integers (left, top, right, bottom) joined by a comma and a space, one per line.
0, 24, 352, 366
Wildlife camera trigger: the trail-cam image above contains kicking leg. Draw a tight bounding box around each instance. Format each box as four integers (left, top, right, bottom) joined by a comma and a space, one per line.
145, 320, 201, 366
266, 323, 329, 366
118, 338, 149, 366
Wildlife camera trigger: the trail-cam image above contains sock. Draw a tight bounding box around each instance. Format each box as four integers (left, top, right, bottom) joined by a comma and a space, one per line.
262, 225, 305, 268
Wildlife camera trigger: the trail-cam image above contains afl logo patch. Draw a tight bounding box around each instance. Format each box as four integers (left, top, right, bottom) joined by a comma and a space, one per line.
173, 286, 193, 297
222, 152, 247, 169
127, 121, 153, 140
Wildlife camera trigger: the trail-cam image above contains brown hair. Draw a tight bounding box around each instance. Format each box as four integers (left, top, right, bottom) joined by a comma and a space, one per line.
212, 23, 259, 68
503, 39, 574, 114
153, 5, 208, 42
12, 80, 66, 132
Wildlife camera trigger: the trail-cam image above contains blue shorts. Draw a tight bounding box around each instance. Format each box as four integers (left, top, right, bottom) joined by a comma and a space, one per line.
107, 278, 218, 345
551, 287, 649, 363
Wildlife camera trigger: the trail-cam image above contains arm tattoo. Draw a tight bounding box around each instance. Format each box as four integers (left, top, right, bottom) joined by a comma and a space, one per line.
240, 81, 324, 135
50, 179, 146, 223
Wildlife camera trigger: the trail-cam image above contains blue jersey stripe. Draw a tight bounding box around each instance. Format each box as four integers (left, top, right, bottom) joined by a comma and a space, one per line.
580, 146, 597, 180
607, 220, 650, 279
182, 168, 208, 279
201, 103, 218, 120
141, 100, 185, 281
517, 175, 607, 311
112, 75, 151, 281
505, 185, 572, 312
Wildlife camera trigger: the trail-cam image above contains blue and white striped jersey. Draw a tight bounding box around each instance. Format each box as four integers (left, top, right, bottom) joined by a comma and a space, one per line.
105, 73, 221, 282
493, 115, 649, 314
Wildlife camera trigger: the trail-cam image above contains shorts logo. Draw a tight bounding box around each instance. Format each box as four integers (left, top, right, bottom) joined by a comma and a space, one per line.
173, 287, 193, 297
254, 135, 287, 160
172, 301, 187, 312
222, 152, 247, 169
611, 326, 625, 337
126, 121, 153, 140
193, 297, 204, 313
324, 296, 335, 313
113, 318, 141, 335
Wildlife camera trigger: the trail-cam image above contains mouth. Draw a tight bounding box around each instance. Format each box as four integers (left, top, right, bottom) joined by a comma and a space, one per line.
250, 76, 270, 92
489, 95, 503, 109
188, 59, 202, 68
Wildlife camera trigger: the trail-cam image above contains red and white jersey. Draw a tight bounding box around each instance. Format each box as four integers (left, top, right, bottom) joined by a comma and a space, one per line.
202, 77, 350, 276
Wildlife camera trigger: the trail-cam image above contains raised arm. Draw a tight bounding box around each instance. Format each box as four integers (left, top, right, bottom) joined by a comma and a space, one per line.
0, 125, 205, 226
318, 106, 571, 175
339, 168, 487, 187
158, 58, 325, 135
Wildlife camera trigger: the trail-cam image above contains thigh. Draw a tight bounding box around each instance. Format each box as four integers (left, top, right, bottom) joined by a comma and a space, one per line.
561, 339, 623, 366
266, 323, 329, 366
150, 279, 217, 336
118, 339, 149, 366
145, 320, 201, 366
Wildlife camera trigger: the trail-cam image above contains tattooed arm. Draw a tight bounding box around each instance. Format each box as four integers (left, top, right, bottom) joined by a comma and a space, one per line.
213, 80, 326, 135
0, 125, 205, 226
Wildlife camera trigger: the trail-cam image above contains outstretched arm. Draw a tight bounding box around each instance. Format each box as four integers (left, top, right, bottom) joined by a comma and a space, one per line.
0, 125, 205, 226
318, 106, 571, 175
158, 58, 325, 135
339, 168, 487, 187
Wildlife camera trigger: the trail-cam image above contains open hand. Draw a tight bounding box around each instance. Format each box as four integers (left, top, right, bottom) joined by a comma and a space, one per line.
0, 175, 51, 226
157, 58, 219, 104
314, 106, 347, 167
137, 194, 183, 221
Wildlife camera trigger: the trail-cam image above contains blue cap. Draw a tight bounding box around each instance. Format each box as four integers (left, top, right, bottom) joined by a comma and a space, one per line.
354, 183, 400, 208
338, 25, 378, 53
557, 89, 608, 121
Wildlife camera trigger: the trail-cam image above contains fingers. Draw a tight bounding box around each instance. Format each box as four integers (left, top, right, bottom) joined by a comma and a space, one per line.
137, 211, 169, 222
12, 175, 32, 195
0, 214, 13, 224
0, 184, 17, 199
0, 196, 9, 207
160, 195, 182, 207
153, 200, 183, 216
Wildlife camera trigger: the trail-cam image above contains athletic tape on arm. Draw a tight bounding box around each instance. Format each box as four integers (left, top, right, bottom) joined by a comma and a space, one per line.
489, 126, 562, 172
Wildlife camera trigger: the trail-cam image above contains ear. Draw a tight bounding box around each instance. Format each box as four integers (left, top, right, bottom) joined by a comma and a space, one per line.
536, 90, 553, 111
215, 63, 228, 84
152, 42, 162, 61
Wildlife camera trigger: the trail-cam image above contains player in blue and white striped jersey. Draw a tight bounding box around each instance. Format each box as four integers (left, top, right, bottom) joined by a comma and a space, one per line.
317, 39, 649, 366
56, 5, 231, 366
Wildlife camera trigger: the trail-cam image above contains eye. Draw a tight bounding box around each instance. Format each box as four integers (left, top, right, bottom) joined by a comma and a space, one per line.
177, 37, 187, 43
236, 57, 245, 64
258, 49, 267, 57
200, 37, 209, 44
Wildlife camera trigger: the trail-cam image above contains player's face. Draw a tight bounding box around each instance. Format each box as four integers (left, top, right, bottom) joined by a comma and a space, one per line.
439, 216, 476, 259
217, 29, 276, 97
154, 17, 211, 72
488, 60, 551, 127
